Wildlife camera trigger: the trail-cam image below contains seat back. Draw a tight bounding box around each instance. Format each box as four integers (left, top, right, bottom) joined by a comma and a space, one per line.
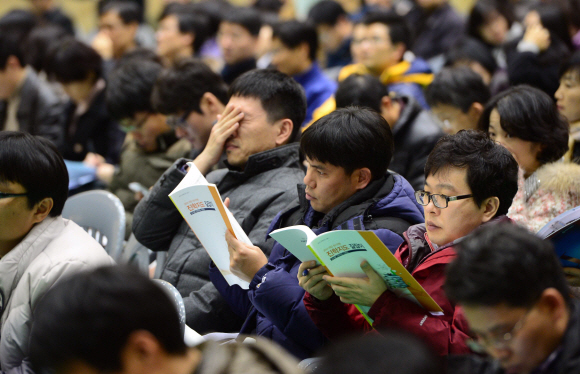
62, 190, 125, 261
121, 234, 151, 275
153, 279, 186, 337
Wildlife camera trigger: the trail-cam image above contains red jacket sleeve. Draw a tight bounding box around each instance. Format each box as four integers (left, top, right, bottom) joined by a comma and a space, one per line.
303, 292, 372, 341
367, 264, 471, 355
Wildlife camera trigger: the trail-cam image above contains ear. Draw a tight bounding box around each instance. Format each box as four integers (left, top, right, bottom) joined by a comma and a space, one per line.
467, 102, 484, 128
185, 33, 195, 50
537, 288, 569, 329
351, 168, 372, 191
393, 43, 406, 62
479, 196, 500, 223
32, 198, 53, 224
298, 42, 311, 61
6, 55, 22, 70
274, 118, 293, 145
120, 330, 165, 373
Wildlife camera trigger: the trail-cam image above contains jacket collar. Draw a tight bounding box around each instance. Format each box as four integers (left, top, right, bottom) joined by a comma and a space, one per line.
0, 217, 64, 318
391, 95, 422, 135
293, 63, 319, 85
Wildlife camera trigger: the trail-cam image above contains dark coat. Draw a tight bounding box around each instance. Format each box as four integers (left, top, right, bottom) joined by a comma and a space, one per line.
0, 68, 67, 148
210, 172, 425, 359
389, 96, 444, 191
61, 88, 124, 164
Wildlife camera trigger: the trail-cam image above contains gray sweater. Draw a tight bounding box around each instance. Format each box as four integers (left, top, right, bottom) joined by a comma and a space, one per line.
133, 143, 304, 333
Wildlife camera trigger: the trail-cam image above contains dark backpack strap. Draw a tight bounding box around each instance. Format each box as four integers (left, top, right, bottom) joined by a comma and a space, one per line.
362, 215, 412, 239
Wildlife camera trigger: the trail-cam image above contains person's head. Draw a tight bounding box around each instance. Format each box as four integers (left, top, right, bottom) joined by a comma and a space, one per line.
301, 107, 394, 214
29, 0, 55, 14
271, 20, 318, 76
47, 38, 103, 104
308, 0, 352, 54
29, 266, 188, 374
106, 60, 171, 153
0, 132, 68, 254
426, 67, 490, 134
99, 1, 141, 58
478, 85, 569, 177
224, 69, 306, 169
156, 4, 210, 65
217, 7, 261, 65
421, 130, 518, 246
334, 74, 401, 128
467, 0, 515, 46
0, 10, 37, 99
525, 4, 573, 51
445, 223, 571, 374
355, 11, 410, 74
152, 59, 228, 149
445, 37, 497, 85
555, 50, 580, 124
24, 25, 68, 74
414, 0, 447, 11
317, 331, 443, 374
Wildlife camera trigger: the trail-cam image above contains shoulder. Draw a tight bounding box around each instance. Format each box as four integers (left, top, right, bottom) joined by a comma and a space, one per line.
537, 162, 580, 194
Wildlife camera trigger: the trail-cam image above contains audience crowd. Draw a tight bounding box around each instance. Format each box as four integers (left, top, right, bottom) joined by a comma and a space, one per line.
2, 0, 580, 373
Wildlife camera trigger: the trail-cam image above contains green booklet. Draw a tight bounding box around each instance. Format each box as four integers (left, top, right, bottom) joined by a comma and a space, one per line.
270, 226, 444, 322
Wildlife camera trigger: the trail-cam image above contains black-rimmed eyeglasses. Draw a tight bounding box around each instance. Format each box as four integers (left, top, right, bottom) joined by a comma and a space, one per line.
414, 190, 473, 209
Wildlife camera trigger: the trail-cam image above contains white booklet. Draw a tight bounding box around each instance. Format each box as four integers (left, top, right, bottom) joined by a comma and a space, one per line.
169, 162, 252, 289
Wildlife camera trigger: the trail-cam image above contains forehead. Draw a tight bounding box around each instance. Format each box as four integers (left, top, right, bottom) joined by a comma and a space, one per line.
100, 10, 123, 24
562, 70, 580, 83
366, 23, 390, 38
0, 180, 25, 192
227, 95, 267, 118
462, 304, 524, 331
160, 15, 179, 27
306, 157, 344, 172
426, 166, 470, 192
219, 22, 252, 36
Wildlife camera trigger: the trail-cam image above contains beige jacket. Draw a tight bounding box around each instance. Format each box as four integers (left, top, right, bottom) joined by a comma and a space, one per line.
0, 217, 113, 372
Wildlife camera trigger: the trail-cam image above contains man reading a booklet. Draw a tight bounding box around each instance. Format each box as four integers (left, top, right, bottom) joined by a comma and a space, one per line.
445, 224, 580, 374
210, 107, 425, 359
299, 130, 519, 355
132, 69, 307, 334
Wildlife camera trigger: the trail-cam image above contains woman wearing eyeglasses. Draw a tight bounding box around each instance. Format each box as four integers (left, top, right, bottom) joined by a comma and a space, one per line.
300, 130, 519, 356
478, 85, 580, 234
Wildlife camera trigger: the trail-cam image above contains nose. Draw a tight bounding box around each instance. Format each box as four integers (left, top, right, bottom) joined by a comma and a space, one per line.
303, 169, 315, 188
554, 85, 563, 101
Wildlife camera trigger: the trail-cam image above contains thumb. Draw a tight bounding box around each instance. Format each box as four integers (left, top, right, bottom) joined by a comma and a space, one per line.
223, 197, 230, 209
360, 261, 379, 279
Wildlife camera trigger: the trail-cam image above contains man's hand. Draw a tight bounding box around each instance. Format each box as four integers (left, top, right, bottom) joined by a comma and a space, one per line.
323, 261, 387, 307
193, 106, 244, 175
523, 24, 550, 52
298, 261, 333, 301
564, 267, 580, 287
225, 229, 268, 283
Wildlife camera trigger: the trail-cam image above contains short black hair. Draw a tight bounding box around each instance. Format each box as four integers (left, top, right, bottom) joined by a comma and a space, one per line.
272, 20, 318, 62
335, 74, 386, 113
24, 25, 68, 73
301, 107, 394, 179
0, 9, 38, 68
221, 6, 262, 36
152, 58, 228, 115
106, 59, 163, 120
0, 132, 69, 217
445, 37, 497, 75
117, 47, 163, 65
308, 0, 347, 26
228, 69, 306, 141
467, 0, 515, 44
29, 266, 187, 373
101, 1, 142, 24
559, 50, 580, 80
445, 223, 571, 308
159, 3, 210, 52
318, 331, 443, 374
48, 38, 103, 84
477, 85, 570, 165
424, 130, 518, 217
362, 11, 411, 51
426, 66, 491, 112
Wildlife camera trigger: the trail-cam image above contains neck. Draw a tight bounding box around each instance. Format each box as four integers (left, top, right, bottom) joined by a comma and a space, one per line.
114, 42, 136, 59
0, 238, 21, 258
167, 46, 194, 66
295, 60, 313, 76
165, 348, 202, 374
8, 66, 28, 98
